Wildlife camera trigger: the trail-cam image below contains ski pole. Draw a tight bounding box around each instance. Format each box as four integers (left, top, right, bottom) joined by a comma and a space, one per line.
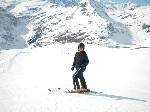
73, 68, 81, 78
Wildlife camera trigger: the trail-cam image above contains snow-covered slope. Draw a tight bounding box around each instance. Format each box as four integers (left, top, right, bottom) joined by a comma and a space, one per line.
104, 1, 150, 44
103, 1, 141, 11
0, 0, 149, 50
0, 43, 150, 112
0, 6, 28, 50
1, 1, 150, 111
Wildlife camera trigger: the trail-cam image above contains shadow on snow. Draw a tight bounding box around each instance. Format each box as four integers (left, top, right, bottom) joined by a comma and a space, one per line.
80, 91, 147, 102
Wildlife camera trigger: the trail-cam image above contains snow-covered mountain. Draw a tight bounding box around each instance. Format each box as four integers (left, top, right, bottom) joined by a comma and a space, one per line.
103, 1, 141, 11
103, 1, 150, 45
0, 0, 150, 50
0, 6, 28, 50
1, 1, 150, 112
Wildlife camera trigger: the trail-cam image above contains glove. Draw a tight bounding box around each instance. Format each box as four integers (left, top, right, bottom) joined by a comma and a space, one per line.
71, 66, 74, 71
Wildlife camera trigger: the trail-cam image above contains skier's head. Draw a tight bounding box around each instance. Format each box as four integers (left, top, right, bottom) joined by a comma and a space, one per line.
78, 43, 85, 51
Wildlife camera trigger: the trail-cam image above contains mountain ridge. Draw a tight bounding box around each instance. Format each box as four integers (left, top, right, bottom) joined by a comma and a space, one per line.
0, 0, 149, 50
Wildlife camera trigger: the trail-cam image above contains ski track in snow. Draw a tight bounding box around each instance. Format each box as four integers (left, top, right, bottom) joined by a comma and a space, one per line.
0, 51, 20, 74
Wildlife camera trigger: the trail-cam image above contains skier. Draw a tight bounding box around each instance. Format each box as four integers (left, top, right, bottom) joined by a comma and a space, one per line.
71, 43, 89, 93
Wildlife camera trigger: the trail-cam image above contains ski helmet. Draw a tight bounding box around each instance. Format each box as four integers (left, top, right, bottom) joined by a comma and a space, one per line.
78, 43, 85, 49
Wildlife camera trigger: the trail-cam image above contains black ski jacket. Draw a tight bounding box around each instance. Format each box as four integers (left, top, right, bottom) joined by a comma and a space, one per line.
72, 51, 89, 70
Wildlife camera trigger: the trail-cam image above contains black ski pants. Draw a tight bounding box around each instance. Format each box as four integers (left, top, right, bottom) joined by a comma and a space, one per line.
73, 69, 87, 90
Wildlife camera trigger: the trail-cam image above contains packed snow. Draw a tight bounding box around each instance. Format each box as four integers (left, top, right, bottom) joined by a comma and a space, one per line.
0, 43, 150, 112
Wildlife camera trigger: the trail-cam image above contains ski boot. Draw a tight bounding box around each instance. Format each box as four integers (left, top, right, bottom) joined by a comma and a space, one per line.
80, 88, 90, 92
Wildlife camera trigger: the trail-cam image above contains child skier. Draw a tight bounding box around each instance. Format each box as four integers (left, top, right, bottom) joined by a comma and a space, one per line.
71, 43, 89, 93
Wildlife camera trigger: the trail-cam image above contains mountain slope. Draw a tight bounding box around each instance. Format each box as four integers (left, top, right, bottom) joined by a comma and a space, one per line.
104, 1, 150, 44
0, 6, 28, 50
0, 0, 150, 50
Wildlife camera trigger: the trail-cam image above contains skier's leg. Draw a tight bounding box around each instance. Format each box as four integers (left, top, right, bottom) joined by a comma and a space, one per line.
79, 72, 87, 89
73, 77, 76, 89
73, 76, 80, 89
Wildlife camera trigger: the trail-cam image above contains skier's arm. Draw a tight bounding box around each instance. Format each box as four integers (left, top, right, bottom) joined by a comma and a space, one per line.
72, 53, 76, 67
81, 54, 89, 67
